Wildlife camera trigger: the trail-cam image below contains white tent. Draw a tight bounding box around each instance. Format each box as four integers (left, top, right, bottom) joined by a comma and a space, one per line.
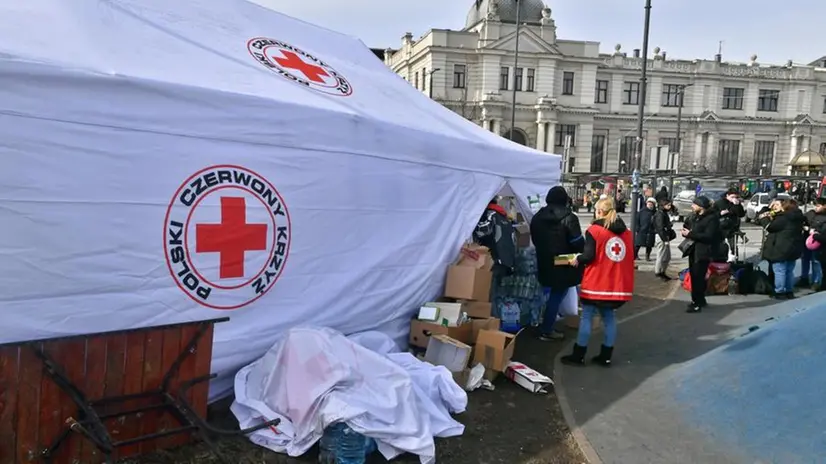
0, 0, 560, 397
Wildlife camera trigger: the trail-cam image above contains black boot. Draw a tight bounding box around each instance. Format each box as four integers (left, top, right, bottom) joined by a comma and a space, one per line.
591, 345, 614, 367
560, 344, 587, 366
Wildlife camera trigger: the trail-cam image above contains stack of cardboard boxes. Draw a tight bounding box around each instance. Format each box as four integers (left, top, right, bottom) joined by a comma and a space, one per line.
410, 244, 517, 382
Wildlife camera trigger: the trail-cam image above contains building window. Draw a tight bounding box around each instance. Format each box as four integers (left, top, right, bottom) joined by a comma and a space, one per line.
515, 67, 524, 91
722, 87, 745, 110
822, 96, 826, 114
623, 82, 640, 105
753, 140, 775, 174
526, 68, 535, 92
662, 84, 684, 107
717, 139, 741, 173
758, 89, 780, 112
562, 71, 575, 95
619, 136, 637, 172
591, 135, 606, 172
595, 80, 609, 104
659, 137, 679, 155
820, 142, 826, 156
500, 67, 509, 90
554, 124, 577, 148
414, 71, 419, 90
453, 64, 466, 89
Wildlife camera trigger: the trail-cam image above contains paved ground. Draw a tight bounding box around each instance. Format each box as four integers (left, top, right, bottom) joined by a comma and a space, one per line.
130, 271, 675, 464
556, 279, 820, 464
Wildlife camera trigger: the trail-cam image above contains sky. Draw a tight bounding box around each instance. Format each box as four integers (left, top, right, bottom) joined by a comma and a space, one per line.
252, 0, 824, 66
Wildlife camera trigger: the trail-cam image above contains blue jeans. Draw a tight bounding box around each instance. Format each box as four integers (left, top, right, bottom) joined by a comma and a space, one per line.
801, 249, 823, 285
771, 261, 796, 294
576, 305, 617, 348
540, 287, 568, 334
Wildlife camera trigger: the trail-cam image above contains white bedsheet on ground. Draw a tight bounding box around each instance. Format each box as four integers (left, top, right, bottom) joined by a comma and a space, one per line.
231, 327, 466, 463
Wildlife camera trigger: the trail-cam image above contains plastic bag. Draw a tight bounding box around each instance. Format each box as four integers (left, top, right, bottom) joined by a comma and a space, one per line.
557, 287, 579, 318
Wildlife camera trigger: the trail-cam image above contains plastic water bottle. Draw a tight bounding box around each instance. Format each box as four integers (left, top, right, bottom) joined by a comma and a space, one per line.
728, 275, 737, 295
318, 423, 374, 464
501, 300, 521, 333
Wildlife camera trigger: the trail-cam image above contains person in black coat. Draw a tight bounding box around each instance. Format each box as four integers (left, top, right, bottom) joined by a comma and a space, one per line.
653, 199, 676, 280
714, 188, 746, 258
681, 196, 723, 312
799, 198, 826, 289
474, 198, 516, 304
758, 199, 805, 299
530, 186, 585, 341
635, 197, 656, 261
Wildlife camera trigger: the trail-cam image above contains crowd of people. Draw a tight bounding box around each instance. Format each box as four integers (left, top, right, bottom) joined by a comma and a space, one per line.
475, 182, 826, 368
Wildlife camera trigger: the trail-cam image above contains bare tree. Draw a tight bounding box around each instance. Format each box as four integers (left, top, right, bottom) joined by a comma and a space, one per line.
458, 66, 480, 123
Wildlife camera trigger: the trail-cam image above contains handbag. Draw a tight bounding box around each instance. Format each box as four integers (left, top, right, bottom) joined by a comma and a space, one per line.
678, 238, 695, 257
666, 228, 677, 242
806, 233, 821, 251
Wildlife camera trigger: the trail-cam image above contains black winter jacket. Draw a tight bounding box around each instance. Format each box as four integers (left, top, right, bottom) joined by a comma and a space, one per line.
530, 205, 584, 288
578, 217, 629, 309
714, 197, 745, 238
653, 208, 675, 242
759, 209, 805, 262
473, 205, 516, 271
804, 209, 826, 233
683, 210, 723, 261
635, 207, 656, 247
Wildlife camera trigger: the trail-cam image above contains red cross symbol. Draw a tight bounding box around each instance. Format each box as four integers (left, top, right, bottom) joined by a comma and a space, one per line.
273, 50, 329, 83
610, 242, 623, 256
196, 197, 267, 279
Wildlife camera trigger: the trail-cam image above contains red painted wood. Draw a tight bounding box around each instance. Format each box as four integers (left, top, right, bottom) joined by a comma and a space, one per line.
78, 335, 108, 463
191, 324, 214, 420
0, 347, 20, 464
15, 345, 42, 464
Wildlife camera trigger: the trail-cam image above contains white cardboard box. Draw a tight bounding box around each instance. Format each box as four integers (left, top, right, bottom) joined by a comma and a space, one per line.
505, 361, 554, 394
425, 334, 472, 373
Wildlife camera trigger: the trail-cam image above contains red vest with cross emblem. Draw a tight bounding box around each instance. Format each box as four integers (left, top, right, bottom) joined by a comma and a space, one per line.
581, 223, 634, 301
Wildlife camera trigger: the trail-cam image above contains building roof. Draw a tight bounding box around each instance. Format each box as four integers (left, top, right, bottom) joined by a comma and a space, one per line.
789, 150, 826, 167
465, 0, 547, 29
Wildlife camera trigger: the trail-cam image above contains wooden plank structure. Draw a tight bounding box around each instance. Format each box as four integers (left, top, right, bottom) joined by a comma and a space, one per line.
0, 317, 278, 464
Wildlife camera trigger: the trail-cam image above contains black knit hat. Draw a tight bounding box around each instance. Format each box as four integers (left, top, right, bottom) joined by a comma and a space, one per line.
545, 186, 569, 206
693, 196, 712, 209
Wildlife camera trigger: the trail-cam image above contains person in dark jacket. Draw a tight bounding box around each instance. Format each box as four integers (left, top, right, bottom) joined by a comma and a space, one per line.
653, 199, 676, 280
654, 186, 669, 204
681, 196, 722, 313
714, 187, 746, 259
561, 198, 634, 367
635, 197, 656, 260
474, 197, 516, 304
530, 186, 584, 341
799, 197, 826, 289
758, 199, 805, 299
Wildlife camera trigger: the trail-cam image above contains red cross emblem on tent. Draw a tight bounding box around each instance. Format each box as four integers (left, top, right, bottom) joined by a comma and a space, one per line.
605, 236, 626, 263
164, 165, 292, 310
196, 197, 267, 279
247, 37, 353, 97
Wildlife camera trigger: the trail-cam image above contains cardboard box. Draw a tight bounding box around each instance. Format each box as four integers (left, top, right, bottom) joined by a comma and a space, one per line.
505, 361, 554, 394
409, 319, 473, 348
419, 301, 464, 327
473, 329, 517, 380
445, 244, 494, 302
425, 335, 472, 373
471, 317, 500, 342
445, 266, 492, 302
462, 301, 492, 319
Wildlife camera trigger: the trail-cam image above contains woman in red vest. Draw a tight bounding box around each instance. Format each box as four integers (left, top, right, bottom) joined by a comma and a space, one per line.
561, 198, 634, 366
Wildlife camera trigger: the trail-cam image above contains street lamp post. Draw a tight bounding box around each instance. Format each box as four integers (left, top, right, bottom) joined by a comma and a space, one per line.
509, 0, 522, 141
428, 68, 441, 99
670, 82, 693, 196
630, 0, 653, 236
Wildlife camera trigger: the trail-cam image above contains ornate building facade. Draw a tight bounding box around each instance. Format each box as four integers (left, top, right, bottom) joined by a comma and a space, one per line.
384, 0, 826, 175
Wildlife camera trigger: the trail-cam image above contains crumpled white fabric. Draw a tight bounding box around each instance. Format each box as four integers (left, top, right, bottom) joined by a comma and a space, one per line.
231, 327, 466, 463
